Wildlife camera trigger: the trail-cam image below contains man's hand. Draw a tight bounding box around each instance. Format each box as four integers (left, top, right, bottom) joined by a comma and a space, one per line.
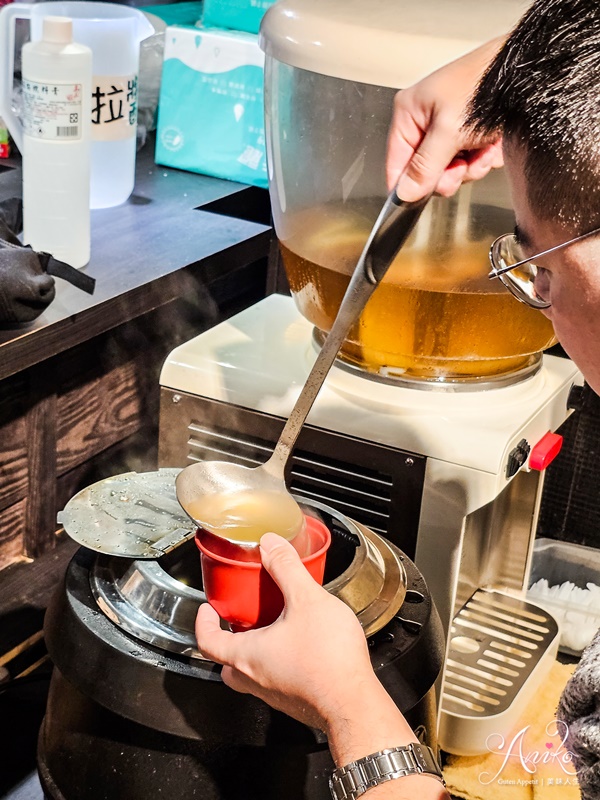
196, 533, 450, 797
387, 38, 505, 201
196, 531, 377, 734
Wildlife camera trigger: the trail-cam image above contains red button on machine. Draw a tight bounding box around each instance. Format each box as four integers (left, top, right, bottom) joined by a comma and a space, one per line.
529, 432, 564, 470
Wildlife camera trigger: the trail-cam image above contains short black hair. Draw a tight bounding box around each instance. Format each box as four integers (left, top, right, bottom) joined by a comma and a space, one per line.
467, 0, 600, 233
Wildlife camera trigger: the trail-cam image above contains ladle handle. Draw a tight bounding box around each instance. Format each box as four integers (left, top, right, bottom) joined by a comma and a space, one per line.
264, 190, 431, 479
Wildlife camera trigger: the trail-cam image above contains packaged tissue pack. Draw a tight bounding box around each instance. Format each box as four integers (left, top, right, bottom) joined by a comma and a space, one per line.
155, 26, 267, 188
202, 0, 277, 35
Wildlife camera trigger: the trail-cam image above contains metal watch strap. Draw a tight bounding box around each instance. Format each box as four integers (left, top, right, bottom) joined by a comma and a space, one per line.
329, 743, 445, 800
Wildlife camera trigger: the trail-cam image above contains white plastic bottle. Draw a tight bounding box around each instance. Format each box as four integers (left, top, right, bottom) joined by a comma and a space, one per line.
21, 16, 92, 268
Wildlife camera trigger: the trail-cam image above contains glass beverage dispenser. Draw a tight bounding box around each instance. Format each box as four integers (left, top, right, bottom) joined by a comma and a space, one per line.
259, 0, 555, 384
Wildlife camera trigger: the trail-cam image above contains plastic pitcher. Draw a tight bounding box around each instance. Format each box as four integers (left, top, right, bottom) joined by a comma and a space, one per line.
0, 1, 154, 208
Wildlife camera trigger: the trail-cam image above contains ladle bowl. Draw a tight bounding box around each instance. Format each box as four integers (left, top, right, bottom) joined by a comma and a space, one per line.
176, 190, 430, 551
176, 462, 310, 558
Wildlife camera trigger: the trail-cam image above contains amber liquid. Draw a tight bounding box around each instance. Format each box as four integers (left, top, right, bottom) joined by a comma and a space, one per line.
280, 205, 556, 380
187, 489, 305, 545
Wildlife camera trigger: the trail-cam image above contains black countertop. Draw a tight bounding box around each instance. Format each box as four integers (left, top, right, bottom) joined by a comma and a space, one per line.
0, 142, 272, 381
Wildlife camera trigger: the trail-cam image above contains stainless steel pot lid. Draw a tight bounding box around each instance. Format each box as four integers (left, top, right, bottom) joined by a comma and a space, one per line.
57, 469, 195, 558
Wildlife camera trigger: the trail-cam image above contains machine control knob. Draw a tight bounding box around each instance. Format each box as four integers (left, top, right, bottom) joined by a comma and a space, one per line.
567, 383, 585, 411
530, 431, 564, 471
506, 439, 531, 478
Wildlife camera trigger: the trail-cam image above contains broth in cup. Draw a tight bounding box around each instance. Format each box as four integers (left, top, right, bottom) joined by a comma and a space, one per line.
186, 488, 309, 558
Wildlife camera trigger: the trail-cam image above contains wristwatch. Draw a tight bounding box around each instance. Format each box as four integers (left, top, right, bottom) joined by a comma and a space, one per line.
329, 743, 445, 800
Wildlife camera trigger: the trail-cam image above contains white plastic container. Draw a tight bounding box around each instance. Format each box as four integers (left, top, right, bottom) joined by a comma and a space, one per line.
0, 2, 154, 209
528, 538, 600, 656
21, 16, 92, 268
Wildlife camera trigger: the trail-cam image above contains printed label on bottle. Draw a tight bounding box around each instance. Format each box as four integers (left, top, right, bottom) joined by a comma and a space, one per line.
22, 79, 83, 140
91, 75, 138, 142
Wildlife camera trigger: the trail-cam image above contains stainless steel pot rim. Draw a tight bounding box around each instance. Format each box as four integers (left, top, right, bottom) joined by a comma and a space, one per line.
90, 496, 407, 659
312, 328, 543, 392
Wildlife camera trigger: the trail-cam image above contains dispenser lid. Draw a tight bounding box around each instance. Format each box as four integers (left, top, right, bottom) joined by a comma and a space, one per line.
57, 469, 195, 559
259, 0, 530, 89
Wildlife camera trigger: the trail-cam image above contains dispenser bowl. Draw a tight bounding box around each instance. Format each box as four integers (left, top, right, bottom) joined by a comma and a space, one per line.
261, 2, 556, 383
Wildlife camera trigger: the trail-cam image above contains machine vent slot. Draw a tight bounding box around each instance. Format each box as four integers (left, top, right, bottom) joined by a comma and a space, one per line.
187, 423, 270, 466
185, 422, 394, 536
290, 449, 392, 535
163, 396, 428, 555
442, 590, 559, 719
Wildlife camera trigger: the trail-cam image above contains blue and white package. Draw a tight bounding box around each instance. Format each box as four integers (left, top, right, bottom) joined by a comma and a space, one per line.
156, 26, 267, 188
202, 0, 277, 35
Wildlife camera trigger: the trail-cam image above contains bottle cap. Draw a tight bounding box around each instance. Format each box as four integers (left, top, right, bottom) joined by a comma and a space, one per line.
42, 16, 73, 45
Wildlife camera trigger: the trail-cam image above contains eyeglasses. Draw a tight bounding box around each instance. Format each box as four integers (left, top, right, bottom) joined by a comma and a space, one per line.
488, 226, 600, 309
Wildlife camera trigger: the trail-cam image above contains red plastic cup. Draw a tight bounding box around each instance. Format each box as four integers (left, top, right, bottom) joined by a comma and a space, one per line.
195, 515, 331, 631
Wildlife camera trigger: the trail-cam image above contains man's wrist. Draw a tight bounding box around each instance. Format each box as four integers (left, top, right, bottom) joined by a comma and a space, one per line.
325, 677, 419, 767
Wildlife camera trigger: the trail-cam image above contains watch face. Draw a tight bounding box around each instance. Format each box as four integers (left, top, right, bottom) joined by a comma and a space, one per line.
413, 744, 444, 778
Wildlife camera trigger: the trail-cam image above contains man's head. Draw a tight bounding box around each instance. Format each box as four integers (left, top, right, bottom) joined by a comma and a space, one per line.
467, 0, 600, 392
467, 0, 600, 234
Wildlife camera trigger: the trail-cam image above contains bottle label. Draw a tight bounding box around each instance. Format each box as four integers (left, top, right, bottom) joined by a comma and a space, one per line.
91, 75, 138, 142
22, 79, 83, 140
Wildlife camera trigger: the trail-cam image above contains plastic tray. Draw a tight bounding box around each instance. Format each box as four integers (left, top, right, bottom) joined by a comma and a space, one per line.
528, 538, 600, 656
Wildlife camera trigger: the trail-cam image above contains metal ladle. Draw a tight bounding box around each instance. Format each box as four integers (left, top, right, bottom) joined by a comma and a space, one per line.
176, 189, 431, 547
